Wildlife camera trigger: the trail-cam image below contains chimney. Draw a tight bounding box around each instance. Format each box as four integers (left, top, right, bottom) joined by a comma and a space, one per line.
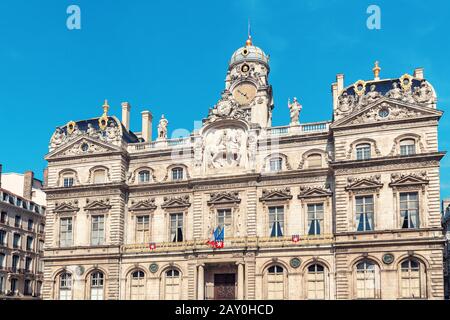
414, 68, 424, 80
23, 171, 34, 200
331, 83, 338, 111
43, 168, 48, 189
336, 74, 344, 93
141, 111, 153, 142
121, 102, 131, 131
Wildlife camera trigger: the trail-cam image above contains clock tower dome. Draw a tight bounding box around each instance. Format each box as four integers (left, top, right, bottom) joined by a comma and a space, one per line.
225, 35, 274, 128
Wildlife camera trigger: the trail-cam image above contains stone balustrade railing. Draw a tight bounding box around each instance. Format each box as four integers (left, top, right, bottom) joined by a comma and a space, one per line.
121, 234, 334, 253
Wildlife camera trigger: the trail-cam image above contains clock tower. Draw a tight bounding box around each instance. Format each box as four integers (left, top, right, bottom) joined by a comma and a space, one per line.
225, 35, 273, 128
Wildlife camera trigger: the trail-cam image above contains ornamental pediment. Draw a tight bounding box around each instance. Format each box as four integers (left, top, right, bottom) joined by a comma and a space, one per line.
161, 195, 191, 209
389, 172, 429, 187
332, 99, 442, 129
346, 175, 383, 191
129, 199, 157, 212
298, 186, 332, 199
46, 135, 120, 160
207, 192, 241, 206
259, 188, 293, 202
54, 201, 80, 213
84, 199, 111, 211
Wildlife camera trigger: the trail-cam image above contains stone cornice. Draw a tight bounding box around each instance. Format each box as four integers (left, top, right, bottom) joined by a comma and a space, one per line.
44, 182, 128, 198
330, 152, 445, 171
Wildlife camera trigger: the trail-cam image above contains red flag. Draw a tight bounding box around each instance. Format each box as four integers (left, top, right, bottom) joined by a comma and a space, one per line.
292, 235, 300, 243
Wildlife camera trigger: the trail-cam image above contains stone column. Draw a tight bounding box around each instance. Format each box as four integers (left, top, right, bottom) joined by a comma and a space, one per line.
197, 264, 205, 300
237, 262, 245, 300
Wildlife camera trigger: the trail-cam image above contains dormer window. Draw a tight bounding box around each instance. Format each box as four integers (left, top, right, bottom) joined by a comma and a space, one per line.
62, 173, 75, 188
400, 139, 416, 156
269, 158, 282, 172
172, 168, 184, 181
93, 169, 106, 184
356, 144, 371, 160
307, 154, 322, 169
138, 170, 150, 183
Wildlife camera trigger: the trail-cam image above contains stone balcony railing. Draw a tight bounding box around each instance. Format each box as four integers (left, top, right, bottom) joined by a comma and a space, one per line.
127, 121, 331, 153
121, 234, 334, 254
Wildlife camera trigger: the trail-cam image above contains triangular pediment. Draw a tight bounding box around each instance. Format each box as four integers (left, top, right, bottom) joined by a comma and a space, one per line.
129, 199, 157, 212
346, 179, 383, 191
207, 192, 241, 205
84, 200, 111, 211
45, 136, 121, 160
54, 202, 79, 213
331, 98, 442, 129
161, 196, 191, 209
298, 187, 332, 199
389, 173, 429, 187
260, 188, 293, 202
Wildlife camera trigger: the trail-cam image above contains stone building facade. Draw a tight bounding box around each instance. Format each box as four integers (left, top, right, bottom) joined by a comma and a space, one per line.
0, 169, 46, 299
42, 37, 445, 300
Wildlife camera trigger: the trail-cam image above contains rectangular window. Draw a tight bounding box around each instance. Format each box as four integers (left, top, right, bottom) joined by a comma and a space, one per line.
172, 168, 183, 181
0, 276, 4, 294
25, 257, 32, 272
0, 230, 6, 246
24, 279, 32, 295
10, 278, 17, 293
400, 192, 419, 229
63, 177, 74, 188
169, 213, 183, 242
91, 215, 105, 246
12, 255, 19, 272
14, 215, 21, 228
307, 203, 324, 235
59, 218, 73, 247
1, 212, 7, 224
217, 209, 232, 237
356, 145, 371, 160
27, 219, 33, 231
13, 233, 21, 249
39, 240, 45, 252
269, 206, 284, 237
0, 254, 5, 269
269, 158, 282, 172
26, 236, 33, 251
356, 196, 374, 231
136, 215, 150, 244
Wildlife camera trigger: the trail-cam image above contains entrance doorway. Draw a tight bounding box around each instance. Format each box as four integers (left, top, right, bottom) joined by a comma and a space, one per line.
213, 273, 236, 300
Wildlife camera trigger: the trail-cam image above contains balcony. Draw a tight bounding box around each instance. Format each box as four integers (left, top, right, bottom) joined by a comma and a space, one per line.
266, 121, 330, 137
121, 234, 334, 254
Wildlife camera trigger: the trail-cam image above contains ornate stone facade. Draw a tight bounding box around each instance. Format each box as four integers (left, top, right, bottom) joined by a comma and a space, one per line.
42, 38, 445, 300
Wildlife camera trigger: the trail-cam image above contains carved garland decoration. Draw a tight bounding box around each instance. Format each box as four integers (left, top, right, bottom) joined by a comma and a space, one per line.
161, 195, 191, 209
345, 175, 384, 196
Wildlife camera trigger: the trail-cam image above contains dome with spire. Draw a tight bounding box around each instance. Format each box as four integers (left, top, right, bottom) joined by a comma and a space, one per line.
229, 36, 269, 68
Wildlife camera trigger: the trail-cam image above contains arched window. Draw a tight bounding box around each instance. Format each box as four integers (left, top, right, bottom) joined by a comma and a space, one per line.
269, 157, 282, 172
267, 265, 284, 299
307, 154, 322, 169
400, 139, 416, 156
355, 260, 377, 299
307, 264, 326, 299
400, 259, 422, 298
356, 144, 371, 160
90, 271, 104, 300
138, 170, 151, 183
172, 168, 184, 181
62, 172, 75, 188
130, 270, 145, 300
93, 169, 106, 184
59, 272, 72, 300
165, 269, 181, 300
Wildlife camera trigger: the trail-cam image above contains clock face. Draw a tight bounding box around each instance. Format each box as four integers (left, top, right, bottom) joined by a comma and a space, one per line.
232, 83, 257, 105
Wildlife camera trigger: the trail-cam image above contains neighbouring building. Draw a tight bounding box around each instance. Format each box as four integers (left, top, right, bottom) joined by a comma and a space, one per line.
0, 167, 46, 299
442, 199, 450, 298
42, 36, 445, 300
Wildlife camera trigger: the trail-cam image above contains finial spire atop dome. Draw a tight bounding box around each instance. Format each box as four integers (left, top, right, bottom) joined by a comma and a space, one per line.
246, 19, 252, 46
373, 61, 381, 80
102, 99, 109, 116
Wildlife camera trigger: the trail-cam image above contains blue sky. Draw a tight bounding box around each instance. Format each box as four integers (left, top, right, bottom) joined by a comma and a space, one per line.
0, 0, 449, 199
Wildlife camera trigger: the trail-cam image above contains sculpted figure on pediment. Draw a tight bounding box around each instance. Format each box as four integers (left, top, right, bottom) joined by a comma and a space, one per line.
50, 127, 67, 149
386, 82, 403, 100
413, 80, 434, 104
337, 92, 355, 114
